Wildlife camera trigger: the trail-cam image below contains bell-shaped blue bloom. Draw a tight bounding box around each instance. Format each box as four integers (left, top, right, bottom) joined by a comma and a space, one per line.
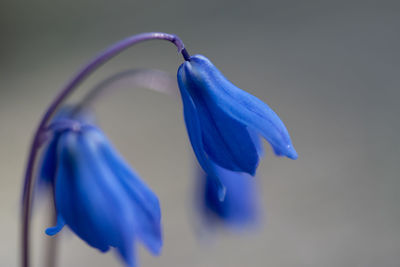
38, 107, 96, 188
41, 119, 162, 267
199, 162, 260, 227
177, 55, 297, 177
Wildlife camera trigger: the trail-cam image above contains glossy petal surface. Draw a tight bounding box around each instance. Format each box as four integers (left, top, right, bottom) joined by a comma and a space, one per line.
178, 64, 260, 175
178, 80, 226, 199
178, 55, 297, 163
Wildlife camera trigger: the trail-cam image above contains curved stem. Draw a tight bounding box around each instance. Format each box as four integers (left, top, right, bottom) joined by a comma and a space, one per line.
74, 68, 178, 115
21, 32, 189, 267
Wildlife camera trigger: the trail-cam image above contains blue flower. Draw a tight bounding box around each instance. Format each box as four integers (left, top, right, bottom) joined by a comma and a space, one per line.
177, 55, 297, 178
38, 107, 94, 188
40, 117, 162, 267
199, 162, 260, 227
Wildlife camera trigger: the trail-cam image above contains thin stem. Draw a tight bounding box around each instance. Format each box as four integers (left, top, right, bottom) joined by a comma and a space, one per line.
73, 68, 178, 115
21, 32, 189, 267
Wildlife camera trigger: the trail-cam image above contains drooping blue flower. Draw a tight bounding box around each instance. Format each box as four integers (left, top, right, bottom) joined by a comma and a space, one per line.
40, 118, 162, 267
199, 162, 260, 227
38, 107, 95, 188
177, 55, 297, 177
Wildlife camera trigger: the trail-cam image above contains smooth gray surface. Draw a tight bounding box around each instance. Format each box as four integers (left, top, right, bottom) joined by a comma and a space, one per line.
1, 0, 399, 266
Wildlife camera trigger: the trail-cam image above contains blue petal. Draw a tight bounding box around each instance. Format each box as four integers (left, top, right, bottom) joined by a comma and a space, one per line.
55, 130, 138, 255
54, 132, 113, 253
202, 163, 260, 226
99, 137, 162, 255
80, 129, 161, 263
38, 133, 60, 186
38, 107, 95, 187
178, 64, 260, 175
182, 55, 297, 160
248, 129, 264, 157
177, 72, 226, 200
117, 239, 136, 267
38, 108, 76, 187
53, 126, 161, 266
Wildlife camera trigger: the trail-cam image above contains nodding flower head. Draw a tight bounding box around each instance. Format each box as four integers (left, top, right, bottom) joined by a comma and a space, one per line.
39, 111, 162, 267
177, 55, 297, 178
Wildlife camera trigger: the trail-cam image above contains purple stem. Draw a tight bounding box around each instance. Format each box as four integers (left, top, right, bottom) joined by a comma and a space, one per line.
21, 32, 189, 267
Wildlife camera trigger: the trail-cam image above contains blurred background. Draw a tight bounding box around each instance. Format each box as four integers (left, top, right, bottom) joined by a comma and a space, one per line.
1, 0, 399, 266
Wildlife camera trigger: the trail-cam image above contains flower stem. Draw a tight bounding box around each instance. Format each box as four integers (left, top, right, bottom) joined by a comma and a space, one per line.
73, 68, 178, 115
21, 32, 189, 267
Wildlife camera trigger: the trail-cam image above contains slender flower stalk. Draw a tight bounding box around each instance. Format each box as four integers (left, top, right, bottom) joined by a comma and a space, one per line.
74, 69, 178, 115
21, 32, 189, 267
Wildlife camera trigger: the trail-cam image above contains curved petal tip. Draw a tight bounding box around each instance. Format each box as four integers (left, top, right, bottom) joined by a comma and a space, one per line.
45, 215, 65, 236
286, 145, 298, 160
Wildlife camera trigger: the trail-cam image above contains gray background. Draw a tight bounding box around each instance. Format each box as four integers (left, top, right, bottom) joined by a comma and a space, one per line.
1, 0, 399, 266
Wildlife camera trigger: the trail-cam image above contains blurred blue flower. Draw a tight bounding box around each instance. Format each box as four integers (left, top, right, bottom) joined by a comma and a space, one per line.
177, 55, 297, 177
199, 162, 260, 227
40, 116, 162, 267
